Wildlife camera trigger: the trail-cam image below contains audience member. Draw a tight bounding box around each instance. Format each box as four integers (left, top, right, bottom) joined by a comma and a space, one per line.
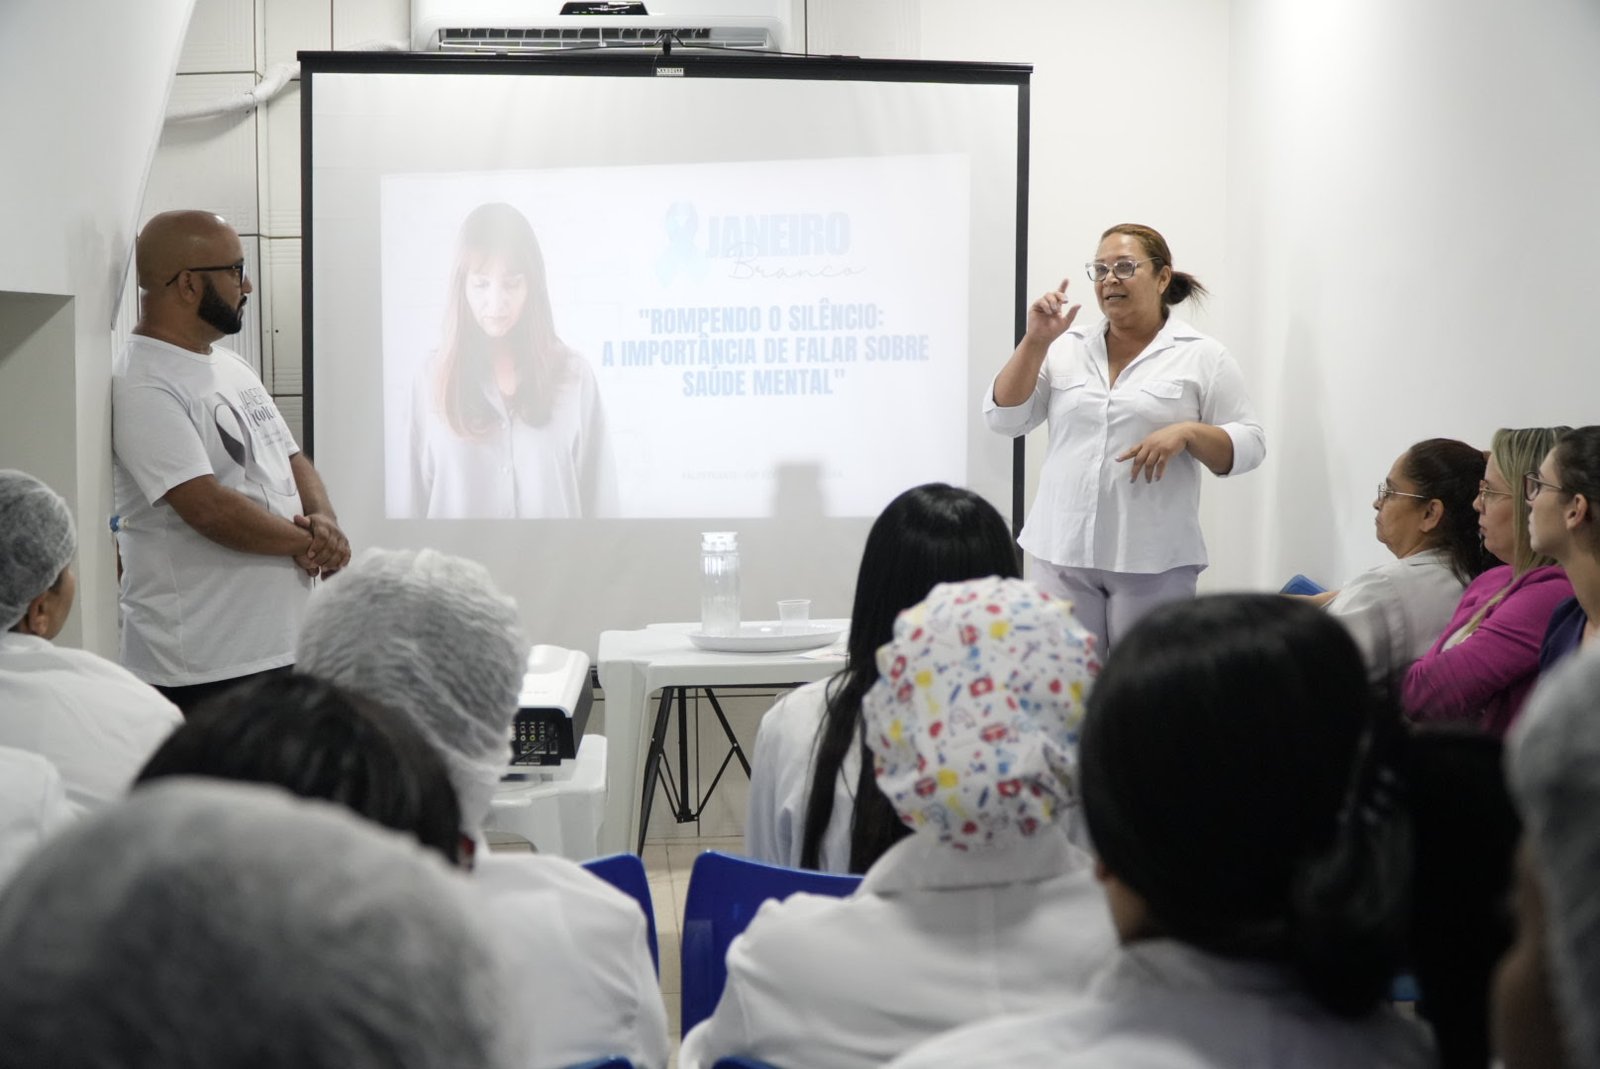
135, 672, 463, 864
1528, 427, 1600, 671
0, 746, 76, 888
682, 576, 1116, 1069
1303, 439, 1494, 683
1404, 427, 1574, 734
890, 595, 1432, 1068
295, 547, 669, 1069
0, 779, 520, 1069
745, 483, 1021, 874
1408, 728, 1521, 1069
1494, 646, 1600, 1069
0, 470, 181, 809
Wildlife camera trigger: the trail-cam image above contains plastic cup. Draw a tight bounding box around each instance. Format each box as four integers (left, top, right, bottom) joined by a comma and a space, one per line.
778, 599, 811, 634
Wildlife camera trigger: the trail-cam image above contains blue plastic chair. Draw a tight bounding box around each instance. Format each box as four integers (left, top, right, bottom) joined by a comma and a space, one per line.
580, 852, 659, 975
1280, 574, 1327, 596
1390, 972, 1420, 1003
681, 850, 862, 1036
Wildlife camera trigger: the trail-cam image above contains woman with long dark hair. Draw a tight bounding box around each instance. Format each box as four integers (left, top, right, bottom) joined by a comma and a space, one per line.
744, 483, 1021, 873
406, 202, 615, 518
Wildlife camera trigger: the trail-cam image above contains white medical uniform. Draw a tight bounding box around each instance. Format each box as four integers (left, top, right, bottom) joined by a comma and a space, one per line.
1327, 547, 1466, 683
677, 829, 1117, 1069
472, 851, 669, 1069
743, 677, 858, 873
887, 939, 1436, 1069
0, 746, 78, 887
985, 316, 1265, 575
0, 632, 182, 810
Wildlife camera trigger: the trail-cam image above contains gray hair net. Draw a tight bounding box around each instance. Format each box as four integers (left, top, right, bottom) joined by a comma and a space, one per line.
1508, 646, 1600, 1069
0, 470, 77, 631
296, 548, 528, 833
0, 778, 522, 1069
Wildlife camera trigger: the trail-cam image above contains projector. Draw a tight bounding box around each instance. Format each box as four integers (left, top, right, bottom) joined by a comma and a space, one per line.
508, 644, 593, 768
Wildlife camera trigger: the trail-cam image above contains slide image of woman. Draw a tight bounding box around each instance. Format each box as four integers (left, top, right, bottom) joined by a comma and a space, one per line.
407, 201, 617, 519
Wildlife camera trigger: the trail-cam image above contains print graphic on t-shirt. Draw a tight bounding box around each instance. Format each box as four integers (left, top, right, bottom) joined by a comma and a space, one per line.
210, 388, 296, 498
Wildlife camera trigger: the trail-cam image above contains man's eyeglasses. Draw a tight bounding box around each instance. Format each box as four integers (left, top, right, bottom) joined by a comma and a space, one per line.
1523, 471, 1568, 503
165, 262, 247, 287
1084, 257, 1158, 283
1476, 480, 1514, 504
1376, 483, 1429, 504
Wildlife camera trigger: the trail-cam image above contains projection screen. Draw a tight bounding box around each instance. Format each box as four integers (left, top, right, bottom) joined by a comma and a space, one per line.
302, 52, 1030, 655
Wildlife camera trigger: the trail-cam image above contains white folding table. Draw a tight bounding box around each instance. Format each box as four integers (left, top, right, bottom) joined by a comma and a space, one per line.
596, 621, 846, 855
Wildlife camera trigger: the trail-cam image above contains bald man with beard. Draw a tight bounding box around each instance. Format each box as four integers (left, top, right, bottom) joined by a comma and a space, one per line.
111, 211, 350, 713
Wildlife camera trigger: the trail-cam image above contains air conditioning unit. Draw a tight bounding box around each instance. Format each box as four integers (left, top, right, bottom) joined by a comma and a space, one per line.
412, 0, 800, 54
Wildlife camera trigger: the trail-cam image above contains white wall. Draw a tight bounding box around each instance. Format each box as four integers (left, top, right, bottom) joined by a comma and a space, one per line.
915, 0, 1237, 580
1227, 0, 1600, 589
20, 0, 1600, 652
0, 0, 195, 654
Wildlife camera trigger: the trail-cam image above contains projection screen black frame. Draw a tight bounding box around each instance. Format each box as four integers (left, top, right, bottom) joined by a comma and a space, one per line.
298, 49, 1031, 537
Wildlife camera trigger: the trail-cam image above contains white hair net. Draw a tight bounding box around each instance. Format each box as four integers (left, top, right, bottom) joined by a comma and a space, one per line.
0, 470, 76, 631
296, 548, 528, 832
1508, 646, 1600, 1069
0, 778, 521, 1069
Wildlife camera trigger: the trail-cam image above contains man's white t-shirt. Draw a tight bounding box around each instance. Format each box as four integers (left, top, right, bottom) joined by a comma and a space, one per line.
112, 335, 311, 686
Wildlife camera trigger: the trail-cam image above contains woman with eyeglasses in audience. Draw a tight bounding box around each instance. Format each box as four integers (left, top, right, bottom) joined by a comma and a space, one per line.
1526, 427, 1600, 671
1295, 439, 1496, 684
1403, 427, 1574, 735
986, 223, 1264, 656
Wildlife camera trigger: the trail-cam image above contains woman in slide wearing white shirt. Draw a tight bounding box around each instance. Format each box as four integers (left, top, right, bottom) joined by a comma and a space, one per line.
1304, 438, 1495, 683
743, 483, 1020, 873
986, 223, 1264, 654
890, 595, 1433, 1069
407, 202, 617, 519
683, 577, 1116, 1069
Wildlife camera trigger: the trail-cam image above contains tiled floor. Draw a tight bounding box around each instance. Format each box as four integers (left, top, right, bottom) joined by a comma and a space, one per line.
643, 835, 743, 1068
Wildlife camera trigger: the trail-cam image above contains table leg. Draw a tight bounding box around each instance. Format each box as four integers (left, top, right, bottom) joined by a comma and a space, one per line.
597, 666, 645, 856
636, 686, 677, 855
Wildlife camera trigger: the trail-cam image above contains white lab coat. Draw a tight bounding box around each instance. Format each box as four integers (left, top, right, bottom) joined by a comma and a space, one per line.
0, 746, 79, 887
472, 850, 669, 1069
678, 829, 1117, 1069
887, 939, 1437, 1069
0, 632, 183, 810
1327, 548, 1467, 683
743, 677, 858, 873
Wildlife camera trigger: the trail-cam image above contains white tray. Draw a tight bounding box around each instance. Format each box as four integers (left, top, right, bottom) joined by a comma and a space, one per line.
687, 622, 845, 653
